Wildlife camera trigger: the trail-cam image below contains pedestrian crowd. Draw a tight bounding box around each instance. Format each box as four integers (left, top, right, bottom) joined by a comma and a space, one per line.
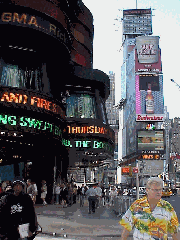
0, 180, 124, 208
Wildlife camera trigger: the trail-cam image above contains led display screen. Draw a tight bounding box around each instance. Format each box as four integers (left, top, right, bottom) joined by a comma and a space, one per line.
139, 75, 159, 91
137, 130, 164, 153
0, 113, 62, 138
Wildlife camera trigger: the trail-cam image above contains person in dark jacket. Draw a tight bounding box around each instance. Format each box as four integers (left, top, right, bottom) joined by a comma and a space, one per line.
0, 176, 38, 240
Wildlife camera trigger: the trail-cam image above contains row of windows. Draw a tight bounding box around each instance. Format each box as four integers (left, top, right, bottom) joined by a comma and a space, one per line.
0, 60, 45, 92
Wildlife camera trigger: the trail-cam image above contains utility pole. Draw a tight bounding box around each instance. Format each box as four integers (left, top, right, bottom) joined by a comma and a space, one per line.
136, 0, 137, 9
136, 160, 139, 199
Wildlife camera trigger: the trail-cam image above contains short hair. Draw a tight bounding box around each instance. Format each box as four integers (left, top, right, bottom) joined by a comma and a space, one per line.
146, 177, 163, 189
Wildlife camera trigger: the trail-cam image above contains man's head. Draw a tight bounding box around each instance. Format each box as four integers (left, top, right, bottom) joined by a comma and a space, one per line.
146, 177, 163, 201
13, 177, 26, 196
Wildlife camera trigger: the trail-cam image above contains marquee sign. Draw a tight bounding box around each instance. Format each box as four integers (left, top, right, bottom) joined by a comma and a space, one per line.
66, 125, 114, 140
62, 139, 114, 153
0, 88, 65, 119
0, 11, 69, 46
0, 113, 62, 138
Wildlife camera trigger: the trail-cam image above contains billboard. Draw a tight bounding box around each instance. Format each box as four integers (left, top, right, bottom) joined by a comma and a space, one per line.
135, 74, 164, 119
137, 130, 165, 154
135, 49, 162, 73
136, 36, 159, 63
138, 160, 164, 175
123, 9, 152, 35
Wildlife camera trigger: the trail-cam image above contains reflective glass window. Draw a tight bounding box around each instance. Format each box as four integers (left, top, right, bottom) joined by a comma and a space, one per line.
66, 94, 97, 119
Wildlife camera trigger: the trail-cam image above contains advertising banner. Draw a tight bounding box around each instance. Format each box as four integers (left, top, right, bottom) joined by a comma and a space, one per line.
138, 160, 164, 175
135, 75, 164, 117
135, 49, 162, 73
136, 36, 159, 63
137, 130, 165, 154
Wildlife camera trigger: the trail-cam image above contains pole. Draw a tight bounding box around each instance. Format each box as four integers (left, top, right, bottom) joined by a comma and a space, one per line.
136, 160, 139, 199
53, 156, 56, 204
136, 0, 137, 9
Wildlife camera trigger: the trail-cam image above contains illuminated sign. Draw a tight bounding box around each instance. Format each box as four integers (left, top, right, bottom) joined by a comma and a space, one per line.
0, 11, 69, 45
122, 167, 129, 173
146, 124, 155, 130
136, 114, 164, 121
0, 113, 62, 137
137, 130, 164, 154
142, 154, 160, 160
62, 139, 114, 153
0, 90, 65, 119
67, 125, 114, 139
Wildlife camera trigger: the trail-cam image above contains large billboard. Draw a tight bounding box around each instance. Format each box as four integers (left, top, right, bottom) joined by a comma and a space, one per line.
123, 9, 152, 35
137, 130, 165, 154
135, 49, 162, 73
135, 74, 164, 120
136, 36, 159, 63
138, 160, 164, 175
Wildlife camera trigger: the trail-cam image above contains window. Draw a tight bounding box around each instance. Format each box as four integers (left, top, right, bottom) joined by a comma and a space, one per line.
0, 59, 42, 91
66, 93, 97, 119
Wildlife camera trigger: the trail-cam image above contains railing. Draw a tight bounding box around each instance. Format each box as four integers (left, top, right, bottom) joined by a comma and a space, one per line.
112, 196, 134, 217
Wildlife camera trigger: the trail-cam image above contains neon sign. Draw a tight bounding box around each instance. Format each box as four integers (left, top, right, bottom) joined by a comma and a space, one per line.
0, 114, 62, 137
67, 125, 113, 137
62, 139, 114, 153
0, 91, 65, 118
142, 154, 160, 160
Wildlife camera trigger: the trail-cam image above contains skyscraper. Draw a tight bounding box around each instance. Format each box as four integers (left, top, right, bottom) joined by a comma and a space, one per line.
120, 9, 165, 187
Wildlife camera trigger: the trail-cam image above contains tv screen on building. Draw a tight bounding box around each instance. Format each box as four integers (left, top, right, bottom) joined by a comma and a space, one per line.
139, 75, 159, 91
137, 130, 164, 153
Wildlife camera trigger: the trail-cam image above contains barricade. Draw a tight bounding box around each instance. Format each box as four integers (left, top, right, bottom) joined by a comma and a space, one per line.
112, 196, 134, 217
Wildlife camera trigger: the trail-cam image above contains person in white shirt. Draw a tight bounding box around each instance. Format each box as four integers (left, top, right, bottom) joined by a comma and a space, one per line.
55, 183, 61, 204
86, 184, 98, 214
95, 184, 102, 208
109, 186, 117, 206
80, 184, 85, 207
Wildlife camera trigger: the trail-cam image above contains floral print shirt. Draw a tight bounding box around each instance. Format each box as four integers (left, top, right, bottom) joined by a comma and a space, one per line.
119, 196, 179, 240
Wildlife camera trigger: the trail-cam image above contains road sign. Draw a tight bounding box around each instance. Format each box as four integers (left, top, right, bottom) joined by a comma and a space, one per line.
133, 167, 138, 173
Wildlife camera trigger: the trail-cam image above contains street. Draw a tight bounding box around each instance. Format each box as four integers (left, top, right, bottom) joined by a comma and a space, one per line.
34, 197, 132, 240
34, 194, 180, 240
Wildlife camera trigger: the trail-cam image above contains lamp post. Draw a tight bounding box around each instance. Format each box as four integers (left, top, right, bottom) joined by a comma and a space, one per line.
136, 160, 139, 199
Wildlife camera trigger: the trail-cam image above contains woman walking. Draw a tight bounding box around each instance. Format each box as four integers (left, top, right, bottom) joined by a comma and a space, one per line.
41, 180, 47, 205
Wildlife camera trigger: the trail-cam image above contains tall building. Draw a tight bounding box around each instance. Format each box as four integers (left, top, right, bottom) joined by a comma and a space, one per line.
0, 0, 114, 200
104, 71, 119, 185
169, 117, 180, 182
106, 71, 119, 160
120, 9, 165, 187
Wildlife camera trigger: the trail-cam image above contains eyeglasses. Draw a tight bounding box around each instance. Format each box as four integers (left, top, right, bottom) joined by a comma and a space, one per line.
149, 188, 163, 192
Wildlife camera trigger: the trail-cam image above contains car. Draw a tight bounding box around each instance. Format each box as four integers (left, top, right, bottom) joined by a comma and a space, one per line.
162, 188, 172, 198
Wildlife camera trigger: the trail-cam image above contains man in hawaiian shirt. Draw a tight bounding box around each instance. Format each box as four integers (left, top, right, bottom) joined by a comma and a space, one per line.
119, 177, 180, 240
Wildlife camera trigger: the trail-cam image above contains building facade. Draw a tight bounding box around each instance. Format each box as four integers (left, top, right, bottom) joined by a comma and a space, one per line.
120, 9, 165, 187
0, 0, 114, 200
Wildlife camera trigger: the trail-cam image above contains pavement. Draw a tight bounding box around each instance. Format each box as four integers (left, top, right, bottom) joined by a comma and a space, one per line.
34, 198, 134, 240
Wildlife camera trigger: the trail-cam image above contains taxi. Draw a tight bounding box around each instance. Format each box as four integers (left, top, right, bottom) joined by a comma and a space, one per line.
162, 188, 172, 198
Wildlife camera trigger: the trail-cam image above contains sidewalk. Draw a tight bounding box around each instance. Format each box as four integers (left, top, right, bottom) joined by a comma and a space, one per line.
34, 198, 133, 240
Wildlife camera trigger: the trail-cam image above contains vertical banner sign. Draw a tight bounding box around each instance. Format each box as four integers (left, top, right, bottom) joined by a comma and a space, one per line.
136, 36, 159, 63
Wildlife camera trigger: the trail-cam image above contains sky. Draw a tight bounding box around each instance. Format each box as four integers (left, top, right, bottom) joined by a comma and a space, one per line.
82, 0, 180, 119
